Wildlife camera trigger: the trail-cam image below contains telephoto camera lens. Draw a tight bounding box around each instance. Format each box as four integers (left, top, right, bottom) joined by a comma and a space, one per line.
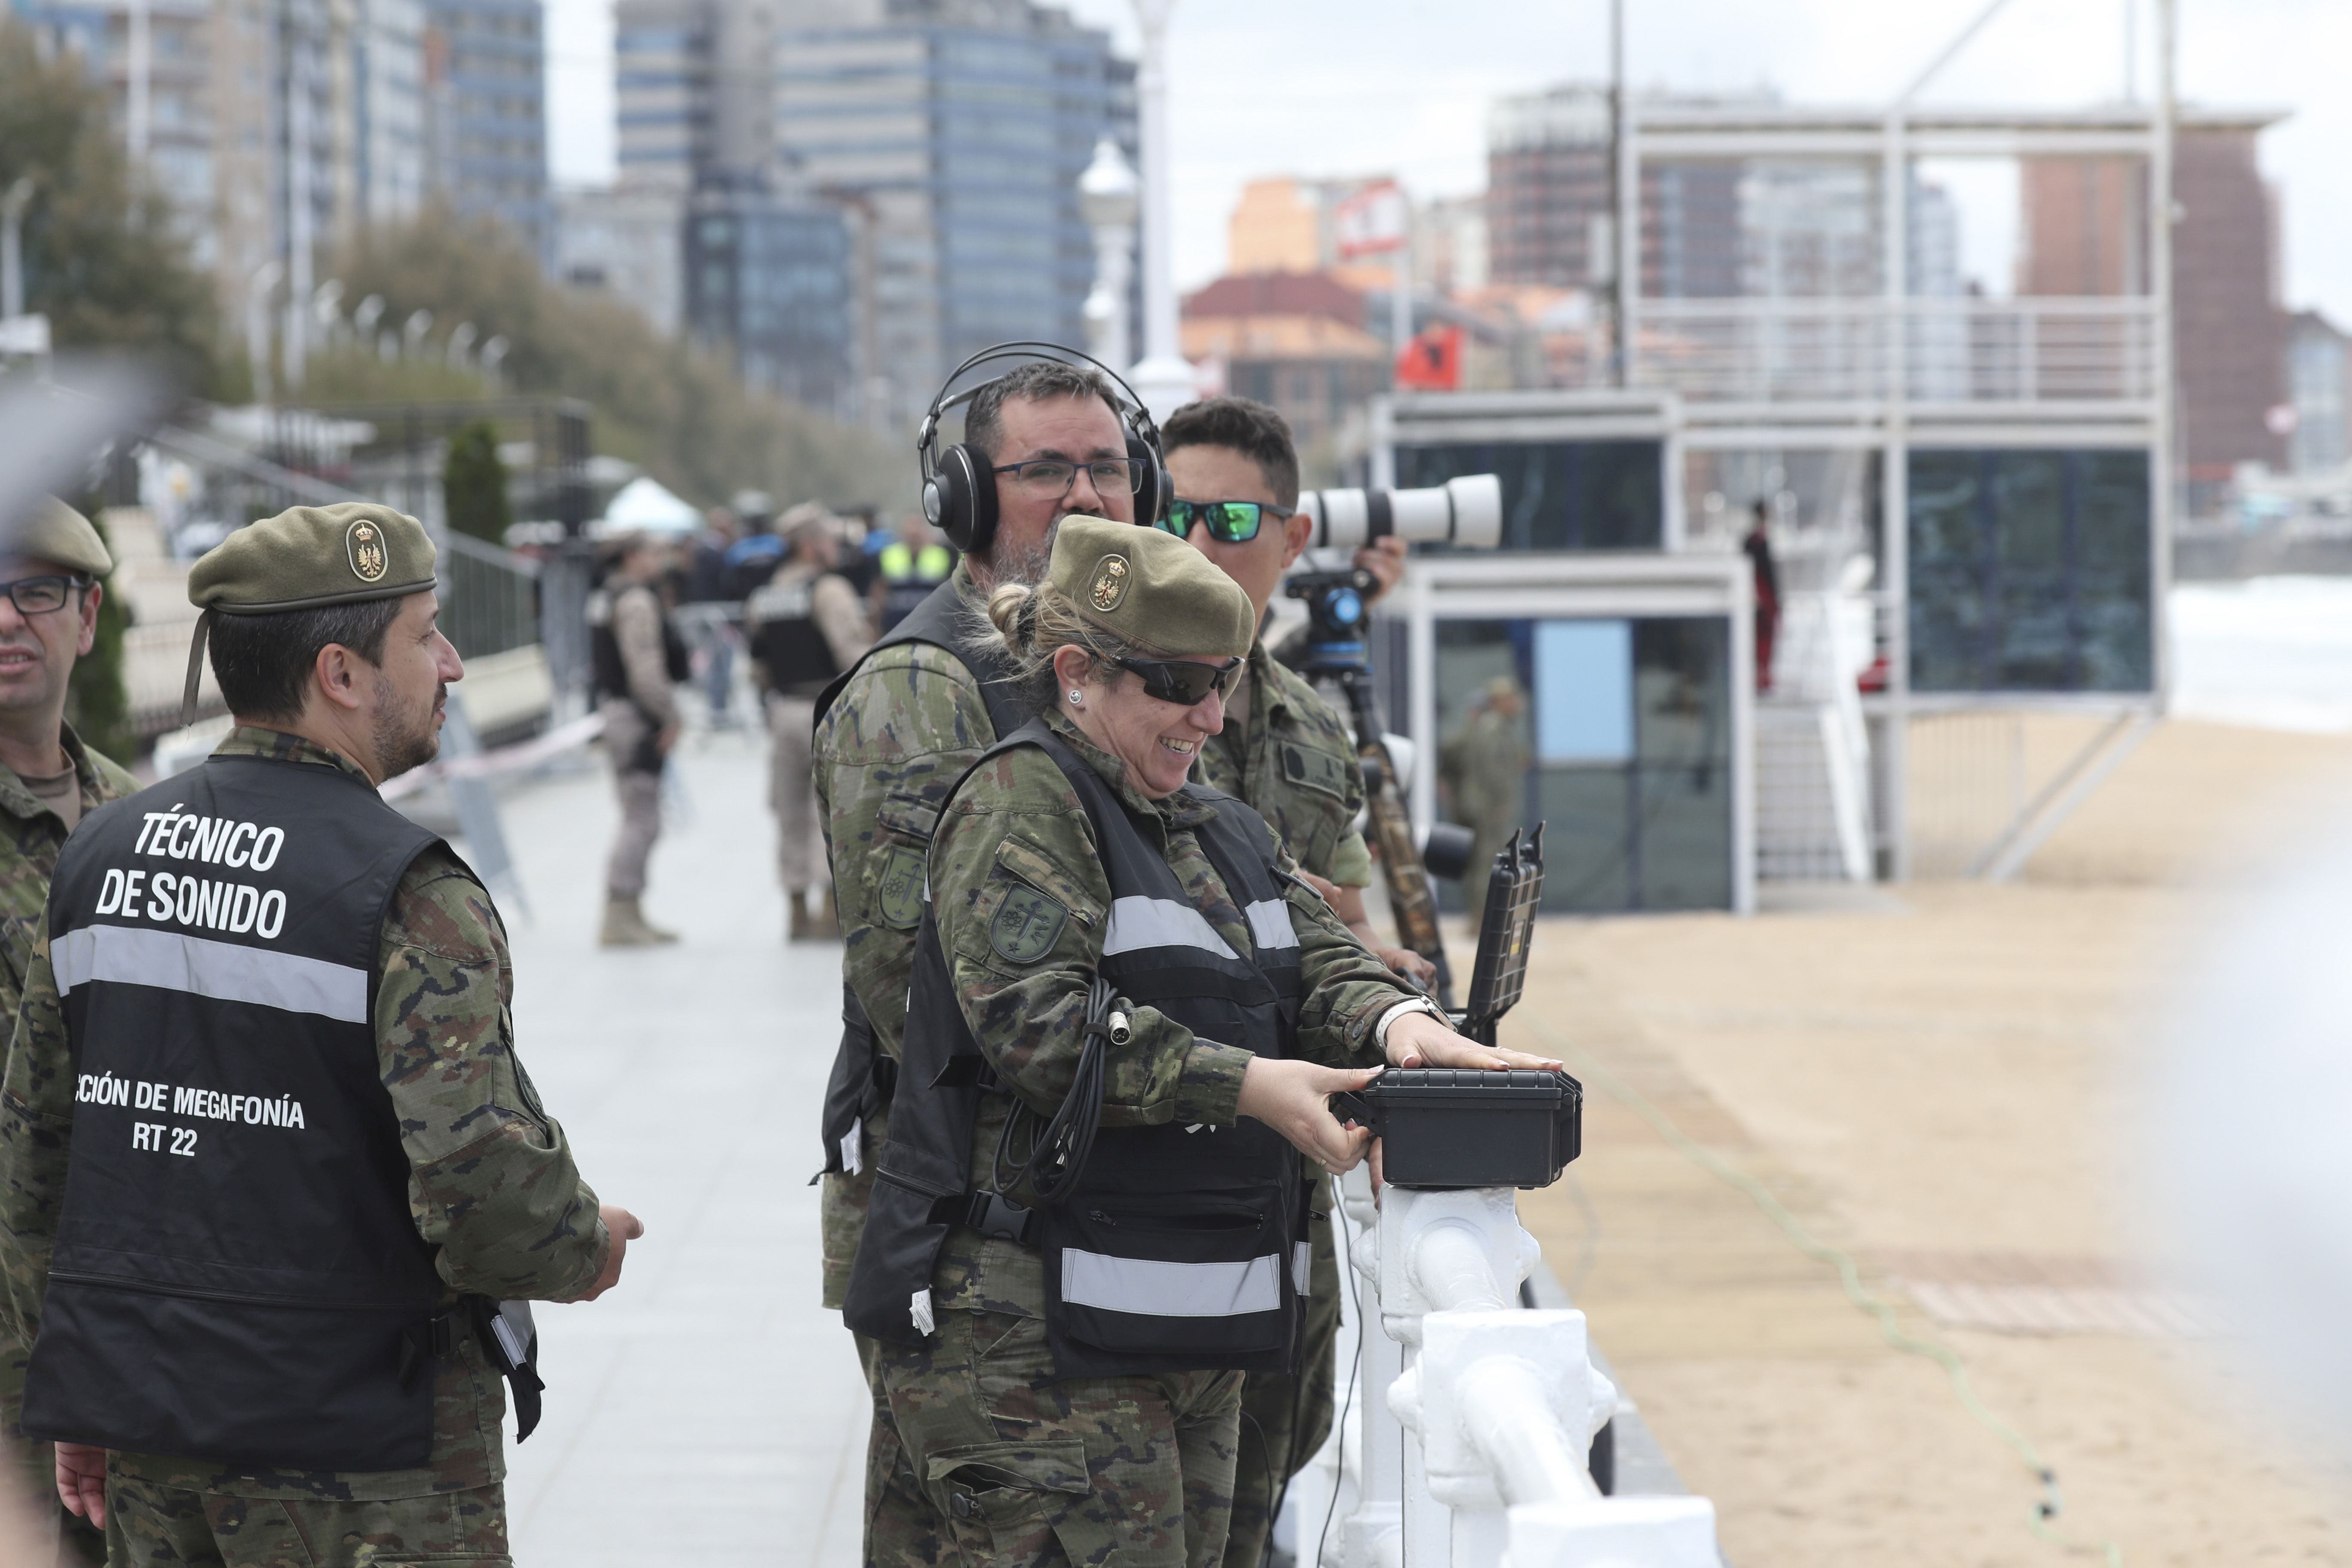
1297, 475, 1503, 551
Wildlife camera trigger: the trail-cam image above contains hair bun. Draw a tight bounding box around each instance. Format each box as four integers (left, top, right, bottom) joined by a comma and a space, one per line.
986, 582, 1035, 643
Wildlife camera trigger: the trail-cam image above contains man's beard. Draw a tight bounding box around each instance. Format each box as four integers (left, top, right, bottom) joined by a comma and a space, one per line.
373, 676, 445, 780
989, 514, 1064, 588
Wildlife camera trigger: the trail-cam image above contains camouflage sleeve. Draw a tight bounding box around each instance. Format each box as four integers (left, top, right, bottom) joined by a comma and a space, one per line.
378, 847, 608, 1301
932, 748, 1254, 1130
815, 643, 998, 1057
0, 919, 71, 1344
1277, 832, 1414, 1071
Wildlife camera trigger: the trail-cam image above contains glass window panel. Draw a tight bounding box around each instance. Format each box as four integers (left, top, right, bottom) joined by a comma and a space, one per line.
1536, 769, 1631, 913
1394, 441, 1663, 550
1534, 620, 1632, 763
1632, 763, 1733, 910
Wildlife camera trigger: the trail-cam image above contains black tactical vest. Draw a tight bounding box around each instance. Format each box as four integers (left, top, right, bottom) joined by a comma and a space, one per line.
588, 583, 689, 705
813, 579, 1029, 1178
20, 753, 451, 1471
746, 573, 847, 697
844, 721, 1310, 1380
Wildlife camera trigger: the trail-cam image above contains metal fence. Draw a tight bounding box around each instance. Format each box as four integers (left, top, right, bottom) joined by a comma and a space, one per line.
1633, 297, 2160, 405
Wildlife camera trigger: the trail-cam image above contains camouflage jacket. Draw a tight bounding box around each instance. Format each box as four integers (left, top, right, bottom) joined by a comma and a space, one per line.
927, 709, 1409, 1319
0, 727, 135, 1454
0, 726, 609, 1501
1194, 640, 1371, 889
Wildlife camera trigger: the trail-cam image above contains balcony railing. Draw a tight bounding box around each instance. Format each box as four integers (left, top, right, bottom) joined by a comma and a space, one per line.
1311, 1174, 1721, 1568
1632, 296, 2160, 405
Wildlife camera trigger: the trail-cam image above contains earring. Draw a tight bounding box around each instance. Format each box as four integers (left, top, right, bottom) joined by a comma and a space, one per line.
1068, 690, 1083, 706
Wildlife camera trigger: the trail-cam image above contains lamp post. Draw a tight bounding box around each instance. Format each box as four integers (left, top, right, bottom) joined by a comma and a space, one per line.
1124, 0, 1193, 421
1078, 138, 1138, 375
246, 259, 283, 405
1, 179, 32, 320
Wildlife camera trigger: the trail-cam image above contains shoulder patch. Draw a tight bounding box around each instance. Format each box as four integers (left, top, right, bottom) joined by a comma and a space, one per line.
875, 845, 926, 929
991, 884, 1067, 964
1281, 741, 1354, 801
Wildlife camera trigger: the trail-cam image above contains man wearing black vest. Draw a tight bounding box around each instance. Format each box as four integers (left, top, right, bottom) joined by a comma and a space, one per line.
0, 503, 640, 1565
589, 532, 687, 946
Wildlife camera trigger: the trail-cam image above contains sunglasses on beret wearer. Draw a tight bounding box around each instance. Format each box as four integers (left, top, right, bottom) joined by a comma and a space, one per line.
1112, 654, 1245, 706
1154, 499, 1295, 545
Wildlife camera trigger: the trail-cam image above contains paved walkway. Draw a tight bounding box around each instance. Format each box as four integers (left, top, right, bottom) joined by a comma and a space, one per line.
443, 726, 867, 1566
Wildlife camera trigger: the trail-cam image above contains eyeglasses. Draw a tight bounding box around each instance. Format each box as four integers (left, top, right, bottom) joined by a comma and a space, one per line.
0, 576, 88, 616
992, 458, 1143, 497
1157, 499, 1294, 545
1114, 654, 1243, 707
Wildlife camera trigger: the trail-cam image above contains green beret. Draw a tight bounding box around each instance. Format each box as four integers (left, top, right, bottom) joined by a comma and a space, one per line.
189, 502, 436, 615
4, 497, 114, 578
1050, 515, 1255, 659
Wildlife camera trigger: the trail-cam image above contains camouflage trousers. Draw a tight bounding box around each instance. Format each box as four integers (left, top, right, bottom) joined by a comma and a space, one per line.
102, 1469, 508, 1567
1223, 1192, 1341, 1568
871, 1308, 1243, 1568
601, 701, 664, 900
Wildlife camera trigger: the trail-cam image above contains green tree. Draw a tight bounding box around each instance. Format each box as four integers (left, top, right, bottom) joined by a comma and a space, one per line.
64, 505, 134, 766
329, 209, 906, 512
0, 20, 225, 395
442, 422, 511, 543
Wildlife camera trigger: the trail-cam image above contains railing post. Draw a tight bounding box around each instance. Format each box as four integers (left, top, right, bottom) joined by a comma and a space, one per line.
1332, 1178, 1722, 1568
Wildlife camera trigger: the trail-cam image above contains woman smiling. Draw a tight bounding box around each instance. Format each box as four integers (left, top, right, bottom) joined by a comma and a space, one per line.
841, 516, 1557, 1566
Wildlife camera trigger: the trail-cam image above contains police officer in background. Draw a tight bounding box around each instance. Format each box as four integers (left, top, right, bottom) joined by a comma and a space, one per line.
0, 498, 137, 1567
748, 506, 872, 941
0, 503, 640, 1565
589, 532, 688, 946
872, 513, 956, 634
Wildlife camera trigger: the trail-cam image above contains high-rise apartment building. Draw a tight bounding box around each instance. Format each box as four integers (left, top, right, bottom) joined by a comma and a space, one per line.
773, 0, 1136, 430
2286, 310, 2349, 475
2016, 110, 2289, 491
421, 0, 549, 261
608, 0, 853, 406
12, 0, 427, 291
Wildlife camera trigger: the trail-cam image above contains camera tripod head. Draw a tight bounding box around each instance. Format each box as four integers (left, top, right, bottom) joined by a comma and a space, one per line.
1283, 565, 1381, 676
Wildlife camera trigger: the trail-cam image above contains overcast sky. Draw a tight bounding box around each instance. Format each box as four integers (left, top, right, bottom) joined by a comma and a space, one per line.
544, 0, 2352, 320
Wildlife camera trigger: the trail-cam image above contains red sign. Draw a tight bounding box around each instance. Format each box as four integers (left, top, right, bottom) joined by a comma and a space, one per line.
1396, 325, 1462, 390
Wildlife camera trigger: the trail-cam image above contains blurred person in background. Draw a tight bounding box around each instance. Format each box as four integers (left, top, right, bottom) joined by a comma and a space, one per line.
589, 533, 689, 946
1441, 676, 1531, 933
872, 512, 956, 634
0, 498, 135, 1567
686, 505, 745, 729
720, 491, 787, 601
748, 507, 872, 941
1160, 396, 1431, 1568
1744, 498, 1780, 695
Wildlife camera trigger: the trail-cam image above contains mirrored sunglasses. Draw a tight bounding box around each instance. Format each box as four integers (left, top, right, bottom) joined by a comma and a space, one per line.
1157, 499, 1292, 545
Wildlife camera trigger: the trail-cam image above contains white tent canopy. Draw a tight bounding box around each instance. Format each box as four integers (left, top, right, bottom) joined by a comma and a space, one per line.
594, 476, 703, 537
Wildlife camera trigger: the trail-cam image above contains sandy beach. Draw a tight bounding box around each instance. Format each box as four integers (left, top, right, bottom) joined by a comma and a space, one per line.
1506, 717, 2352, 1566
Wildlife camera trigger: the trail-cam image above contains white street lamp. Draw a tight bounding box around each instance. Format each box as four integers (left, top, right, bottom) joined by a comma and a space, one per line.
1078, 138, 1139, 375
246, 259, 283, 405
2, 178, 34, 320
1124, 0, 1194, 422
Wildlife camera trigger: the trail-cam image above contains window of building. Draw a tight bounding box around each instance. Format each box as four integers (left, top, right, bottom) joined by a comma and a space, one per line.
1434, 614, 1733, 913
1908, 448, 2152, 692
1395, 441, 1665, 550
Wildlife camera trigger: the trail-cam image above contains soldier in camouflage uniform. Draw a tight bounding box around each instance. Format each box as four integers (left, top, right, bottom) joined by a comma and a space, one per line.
816, 360, 1150, 1561
0, 505, 641, 1566
858, 519, 1558, 1567
0, 499, 138, 1565
1161, 398, 1433, 1568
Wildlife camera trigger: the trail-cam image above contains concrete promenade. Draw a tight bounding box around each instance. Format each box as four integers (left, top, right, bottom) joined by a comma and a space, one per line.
443, 726, 867, 1565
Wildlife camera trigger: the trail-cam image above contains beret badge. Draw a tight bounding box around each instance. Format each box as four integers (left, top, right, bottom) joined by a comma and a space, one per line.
1089, 554, 1130, 612
347, 518, 389, 583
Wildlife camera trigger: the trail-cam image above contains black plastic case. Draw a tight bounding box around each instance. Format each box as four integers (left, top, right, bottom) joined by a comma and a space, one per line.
1332, 1068, 1583, 1191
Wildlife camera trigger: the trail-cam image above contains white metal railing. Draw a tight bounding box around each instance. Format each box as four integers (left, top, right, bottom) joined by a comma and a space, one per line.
1300, 1173, 1721, 1568
1632, 296, 2159, 405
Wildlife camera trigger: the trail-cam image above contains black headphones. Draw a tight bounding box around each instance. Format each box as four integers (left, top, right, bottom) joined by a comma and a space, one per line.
917, 342, 1168, 556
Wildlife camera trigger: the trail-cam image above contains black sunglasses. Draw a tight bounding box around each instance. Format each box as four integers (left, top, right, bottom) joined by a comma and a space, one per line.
1114, 654, 1243, 706
1156, 499, 1293, 545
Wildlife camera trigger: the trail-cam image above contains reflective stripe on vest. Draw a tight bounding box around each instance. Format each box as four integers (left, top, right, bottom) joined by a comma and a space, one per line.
1245, 900, 1298, 952
1102, 896, 1237, 959
1294, 1241, 1311, 1296
1061, 1248, 1283, 1319
52, 925, 368, 1023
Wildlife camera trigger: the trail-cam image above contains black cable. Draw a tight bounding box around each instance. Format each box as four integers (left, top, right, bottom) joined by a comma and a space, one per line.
991, 977, 1118, 1205
1237, 1407, 1281, 1568
1314, 1184, 1365, 1568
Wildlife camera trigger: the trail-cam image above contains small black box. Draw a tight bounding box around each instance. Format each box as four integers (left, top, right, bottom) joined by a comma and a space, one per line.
1332, 1068, 1583, 1191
